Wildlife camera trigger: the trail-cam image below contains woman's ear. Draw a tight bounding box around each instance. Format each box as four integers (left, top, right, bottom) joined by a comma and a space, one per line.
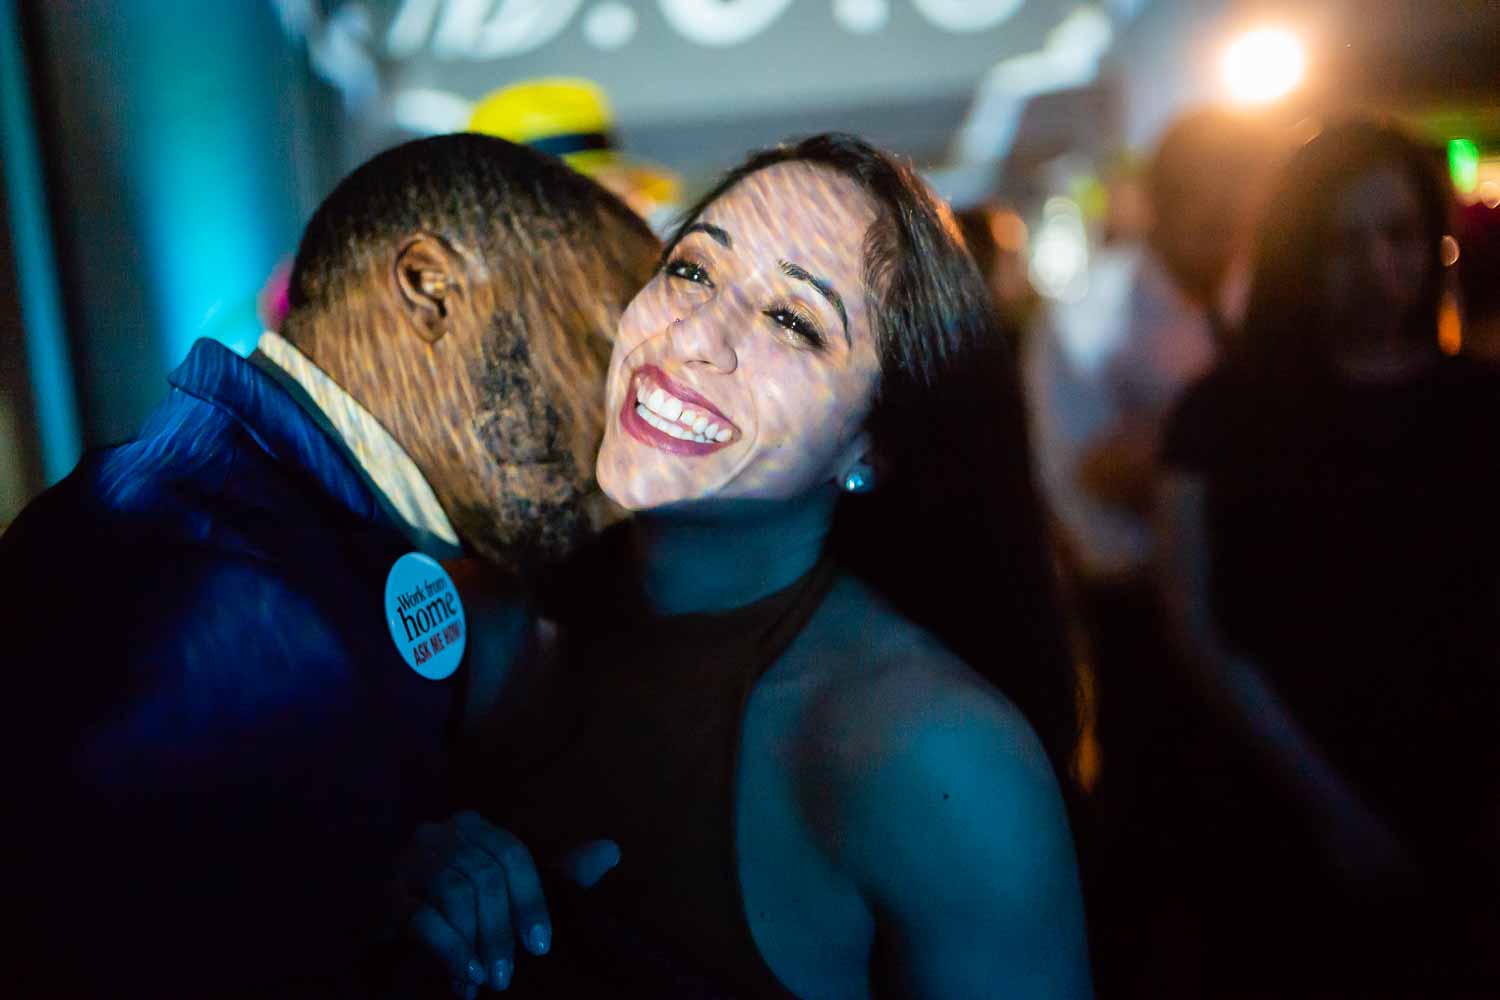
833, 431, 877, 494
392, 233, 466, 344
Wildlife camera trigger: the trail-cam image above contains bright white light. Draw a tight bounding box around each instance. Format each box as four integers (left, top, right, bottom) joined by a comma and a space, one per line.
658, 0, 795, 47
1221, 27, 1306, 105
584, 2, 638, 50
951, 7, 1113, 162
834, 0, 890, 35
911, 0, 1023, 34
392, 88, 475, 134
1030, 198, 1090, 303
386, 0, 442, 57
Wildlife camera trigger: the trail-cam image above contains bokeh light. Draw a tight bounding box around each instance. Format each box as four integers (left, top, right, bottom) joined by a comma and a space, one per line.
1441, 234, 1461, 267
1221, 27, 1306, 106
1438, 292, 1463, 355
1448, 138, 1480, 195
1029, 197, 1089, 303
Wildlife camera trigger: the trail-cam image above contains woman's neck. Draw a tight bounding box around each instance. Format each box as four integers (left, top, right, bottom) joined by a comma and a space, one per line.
631, 486, 837, 616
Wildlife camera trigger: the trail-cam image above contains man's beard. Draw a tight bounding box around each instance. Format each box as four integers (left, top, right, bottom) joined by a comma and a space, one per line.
464, 311, 615, 575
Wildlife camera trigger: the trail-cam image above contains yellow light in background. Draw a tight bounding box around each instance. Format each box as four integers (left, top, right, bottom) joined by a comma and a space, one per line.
989, 209, 1029, 253
1221, 27, 1306, 105
1439, 292, 1463, 355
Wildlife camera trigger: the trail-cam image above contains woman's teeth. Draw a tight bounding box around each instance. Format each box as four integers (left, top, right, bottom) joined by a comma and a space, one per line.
637, 384, 732, 444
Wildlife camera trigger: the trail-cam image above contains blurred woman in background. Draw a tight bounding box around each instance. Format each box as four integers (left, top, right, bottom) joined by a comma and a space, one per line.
1157, 119, 1500, 995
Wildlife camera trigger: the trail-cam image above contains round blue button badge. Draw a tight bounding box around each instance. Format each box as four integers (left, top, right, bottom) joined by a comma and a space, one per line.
384, 552, 466, 680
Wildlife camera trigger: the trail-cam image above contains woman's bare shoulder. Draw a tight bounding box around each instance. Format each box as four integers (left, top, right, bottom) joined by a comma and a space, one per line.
787, 572, 1049, 800
780, 576, 1088, 995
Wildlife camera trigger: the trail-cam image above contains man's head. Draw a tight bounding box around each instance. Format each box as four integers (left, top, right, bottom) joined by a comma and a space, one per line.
280, 133, 660, 572
1146, 109, 1280, 306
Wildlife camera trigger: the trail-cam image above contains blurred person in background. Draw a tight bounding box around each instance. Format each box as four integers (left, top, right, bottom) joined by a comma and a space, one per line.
2, 133, 659, 997
399, 134, 1092, 999
1027, 109, 1281, 613
467, 77, 683, 235
955, 200, 1040, 352
1068, 109, 1278, 527
1456, 199, 1500, 363
1025, 109, 1281, 997
1157, 119, 1500, 995
1080, 110, 1281, 518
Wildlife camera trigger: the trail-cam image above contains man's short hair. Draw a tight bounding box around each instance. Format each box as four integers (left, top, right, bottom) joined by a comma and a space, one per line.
299, 134, 654, 454
289, 132, 651, 312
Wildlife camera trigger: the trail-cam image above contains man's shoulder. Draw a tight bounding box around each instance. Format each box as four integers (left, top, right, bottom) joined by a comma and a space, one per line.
13, 387, 375, 574
97, 389, 293, 523
0, 395, 390, 692
6, 392, 272, 552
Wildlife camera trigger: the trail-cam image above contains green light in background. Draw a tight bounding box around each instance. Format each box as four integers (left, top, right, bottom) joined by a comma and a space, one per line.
1449, 138, 1480, 194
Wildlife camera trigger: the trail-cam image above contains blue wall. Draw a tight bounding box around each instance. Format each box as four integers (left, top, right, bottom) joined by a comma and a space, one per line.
26, 0, 323, 448
2, 0, 80, 481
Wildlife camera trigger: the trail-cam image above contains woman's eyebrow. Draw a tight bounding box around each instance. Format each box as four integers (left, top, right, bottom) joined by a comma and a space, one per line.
780, 260, 849, 345
683, 221, 732, 249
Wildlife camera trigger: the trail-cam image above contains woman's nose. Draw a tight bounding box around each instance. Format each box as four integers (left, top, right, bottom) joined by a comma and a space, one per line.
668, 301, 739, 373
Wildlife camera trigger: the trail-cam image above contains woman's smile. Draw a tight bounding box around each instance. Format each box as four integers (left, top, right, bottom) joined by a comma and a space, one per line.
620, 364, 742, 455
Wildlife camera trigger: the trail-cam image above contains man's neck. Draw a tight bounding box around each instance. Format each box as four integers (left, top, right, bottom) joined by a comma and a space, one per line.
255, 331, 463, 558
632, 487, 837, 617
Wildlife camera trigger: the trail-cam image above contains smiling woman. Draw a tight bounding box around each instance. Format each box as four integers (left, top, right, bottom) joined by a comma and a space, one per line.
597, 158, 883, 510
432, 134, 1091, 999
596, 136, 1077, 758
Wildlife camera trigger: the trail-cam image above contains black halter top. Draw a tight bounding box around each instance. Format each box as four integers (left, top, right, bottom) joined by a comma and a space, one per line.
486, 530, 839, 998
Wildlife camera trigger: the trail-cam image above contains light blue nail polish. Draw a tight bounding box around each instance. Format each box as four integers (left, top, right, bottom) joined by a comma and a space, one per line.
492, 958, 513, 989
530, 924, 551, 955
466, 957, 486, 984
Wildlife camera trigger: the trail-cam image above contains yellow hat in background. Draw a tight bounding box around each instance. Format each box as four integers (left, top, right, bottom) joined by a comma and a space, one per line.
468, 77, 680, 221
468, 78, 612, 156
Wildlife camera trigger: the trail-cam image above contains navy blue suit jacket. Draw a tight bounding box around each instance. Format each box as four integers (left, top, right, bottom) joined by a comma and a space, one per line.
4, 340, 463, 995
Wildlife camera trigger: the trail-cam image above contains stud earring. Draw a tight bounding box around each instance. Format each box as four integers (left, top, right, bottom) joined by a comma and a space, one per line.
842, 463, 874, 494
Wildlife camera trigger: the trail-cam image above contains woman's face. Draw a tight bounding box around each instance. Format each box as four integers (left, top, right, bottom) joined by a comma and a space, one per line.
596, 161, 883, 511
1323, 164, 1431, 334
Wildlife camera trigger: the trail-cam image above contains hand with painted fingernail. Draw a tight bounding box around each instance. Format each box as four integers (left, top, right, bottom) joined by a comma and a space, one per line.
391, 809, 619, 994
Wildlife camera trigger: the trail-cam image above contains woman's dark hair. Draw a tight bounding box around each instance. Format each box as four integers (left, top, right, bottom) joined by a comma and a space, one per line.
664, 134, 1078, 770
1234, 119, 1452, 374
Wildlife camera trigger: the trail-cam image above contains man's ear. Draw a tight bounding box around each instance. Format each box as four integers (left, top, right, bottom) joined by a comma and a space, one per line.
393, 233, 466, 344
